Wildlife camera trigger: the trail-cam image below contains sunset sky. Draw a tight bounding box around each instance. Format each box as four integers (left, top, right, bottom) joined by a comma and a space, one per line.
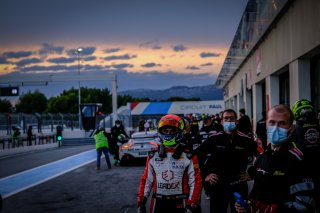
0, 0, 247, 96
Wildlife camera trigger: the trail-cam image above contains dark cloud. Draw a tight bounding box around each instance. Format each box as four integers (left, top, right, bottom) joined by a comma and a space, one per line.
151, 45, 162, 50
172, 44, 188, 52
20, 65, 69, 72
19, 64, 107, 73
83, 64, 106, 71
110, 69, 128, 75
200, 63, 213, 66
115, 70, 215, 91
38, 43, 64, 58
103, 54, 137, 61
83, 56, 97, 61
104, 48, 122, 53
48, 57, 77, 64
67, 47, 96, 56
141, 63, 161, 68
200, 52, 221, 58
3, 51, 33, 59
186, 66, 200, 70
0, 56, 9, 64
111, 63, 134, 69
139, 40, 162, 50
16, 58, 42, 67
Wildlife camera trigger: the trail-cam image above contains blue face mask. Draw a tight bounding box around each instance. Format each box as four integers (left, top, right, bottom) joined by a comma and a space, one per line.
267, 126, 288, 145
223, 122, 236, 133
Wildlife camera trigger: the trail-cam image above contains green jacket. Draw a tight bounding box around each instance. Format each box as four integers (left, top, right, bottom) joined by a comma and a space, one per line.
94, 131, 109, 149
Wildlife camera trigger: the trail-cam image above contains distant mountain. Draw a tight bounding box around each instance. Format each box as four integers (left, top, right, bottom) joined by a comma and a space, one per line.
118, 85, 223, 101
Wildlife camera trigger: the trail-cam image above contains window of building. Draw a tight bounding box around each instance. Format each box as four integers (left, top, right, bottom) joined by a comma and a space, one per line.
279, 71, 290, 106
311, 54, 320, 111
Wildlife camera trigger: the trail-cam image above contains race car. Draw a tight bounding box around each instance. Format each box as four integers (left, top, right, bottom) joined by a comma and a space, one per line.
119, 131, 160, 166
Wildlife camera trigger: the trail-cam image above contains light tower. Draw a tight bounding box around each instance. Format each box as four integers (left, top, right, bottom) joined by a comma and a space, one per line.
75, 48, 83, 129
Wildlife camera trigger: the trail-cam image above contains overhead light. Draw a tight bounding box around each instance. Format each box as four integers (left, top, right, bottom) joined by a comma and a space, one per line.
76, 48, 83, 53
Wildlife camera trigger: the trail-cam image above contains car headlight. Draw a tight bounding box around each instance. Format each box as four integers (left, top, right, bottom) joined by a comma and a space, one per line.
120, 142, 134, 149
149, 141, 159, 150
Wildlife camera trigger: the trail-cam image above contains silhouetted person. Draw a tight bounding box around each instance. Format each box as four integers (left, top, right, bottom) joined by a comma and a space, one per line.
238, 108, 252, 137
27, 126, 33, 146
239, 108, 246, 118
12, 126, 21, 147
138, 120, 145, 132
256, 111, 267, 150
111, 120, 128, 165
236, 113, 253, 139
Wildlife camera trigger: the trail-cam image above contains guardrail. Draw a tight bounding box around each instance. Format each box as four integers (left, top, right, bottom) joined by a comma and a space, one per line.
62, 138, 95, 146
0, 133, 56, 150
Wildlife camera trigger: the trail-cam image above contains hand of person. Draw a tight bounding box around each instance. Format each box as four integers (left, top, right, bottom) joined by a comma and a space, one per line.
137, 196, 147, 213
234, 202, 248, 213
239, 172, 251, 182
137, 204, 146, 213
184, 204, 197, 213
205, 173, 219, 185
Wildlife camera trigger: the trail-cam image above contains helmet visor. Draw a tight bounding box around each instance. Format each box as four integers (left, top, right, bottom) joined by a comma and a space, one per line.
158, 119, 179, 129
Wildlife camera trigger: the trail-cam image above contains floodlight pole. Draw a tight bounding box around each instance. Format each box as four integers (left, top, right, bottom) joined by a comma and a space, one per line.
112, 75, 118, 123
76, 48, 83, 129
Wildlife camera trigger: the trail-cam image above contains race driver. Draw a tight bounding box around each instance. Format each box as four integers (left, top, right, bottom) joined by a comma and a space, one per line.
137, 114, 202, 213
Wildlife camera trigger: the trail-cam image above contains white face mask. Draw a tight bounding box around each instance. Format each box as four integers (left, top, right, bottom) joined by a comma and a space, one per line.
116, 124, 120, 127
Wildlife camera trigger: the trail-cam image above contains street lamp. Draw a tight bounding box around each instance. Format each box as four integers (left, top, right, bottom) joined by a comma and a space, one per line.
75, 48, 83, 129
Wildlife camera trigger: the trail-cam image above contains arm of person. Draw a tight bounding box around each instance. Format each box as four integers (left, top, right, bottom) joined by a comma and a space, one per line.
137, 155, 154, 208
279, 148, 317, 212
197, 135, 221, 188
281, 177, 316, 212
186, 155, 202, 209
121, 127, 129, 138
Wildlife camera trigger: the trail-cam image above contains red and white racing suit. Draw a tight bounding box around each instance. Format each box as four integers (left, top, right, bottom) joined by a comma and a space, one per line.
137, 148, 202, 213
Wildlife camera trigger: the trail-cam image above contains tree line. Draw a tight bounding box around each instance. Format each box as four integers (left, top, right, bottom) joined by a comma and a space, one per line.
0, 87, 200, 114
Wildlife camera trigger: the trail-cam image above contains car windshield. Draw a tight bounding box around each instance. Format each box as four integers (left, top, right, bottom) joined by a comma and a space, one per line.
130, 132, 160, 144
131, 133, 158, 139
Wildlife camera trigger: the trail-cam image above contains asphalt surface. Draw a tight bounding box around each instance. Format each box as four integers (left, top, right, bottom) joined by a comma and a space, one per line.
0, 145, 95, 178
0, 145, 210, 213
2, 163, 144, 213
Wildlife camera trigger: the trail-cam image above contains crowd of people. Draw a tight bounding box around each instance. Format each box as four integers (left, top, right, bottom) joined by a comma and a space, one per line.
91, 99, 319, 212
136, 99, 320, 213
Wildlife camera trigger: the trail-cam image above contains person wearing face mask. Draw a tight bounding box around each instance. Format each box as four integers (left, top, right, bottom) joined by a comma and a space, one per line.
197, 109, 258, 213
235, 104, 317, 213
110, 120, 129, 166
